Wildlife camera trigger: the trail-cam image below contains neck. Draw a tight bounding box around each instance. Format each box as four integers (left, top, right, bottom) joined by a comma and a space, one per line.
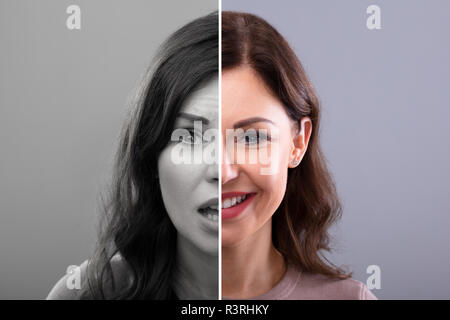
173, 235, 218, 299
222, 219, 286, 299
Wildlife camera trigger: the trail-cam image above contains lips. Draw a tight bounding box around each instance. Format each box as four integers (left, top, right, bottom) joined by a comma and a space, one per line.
221, 192, 256, 220
197, 197, 218, 221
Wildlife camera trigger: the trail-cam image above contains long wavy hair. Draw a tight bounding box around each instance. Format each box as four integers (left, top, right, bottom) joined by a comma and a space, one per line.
222, 11, 351, 280
81, 12, 218, 299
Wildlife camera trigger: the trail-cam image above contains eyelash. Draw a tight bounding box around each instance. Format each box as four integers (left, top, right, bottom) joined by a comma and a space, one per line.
178, 128, 204, 145
236, 131, 271, 145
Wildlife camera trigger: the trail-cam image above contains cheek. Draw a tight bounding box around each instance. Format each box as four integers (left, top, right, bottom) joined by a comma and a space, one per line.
243, 141, 291, 221
222, 161, 289, 247
248, 163, 288, 213
157, 145, 202, 218
252, 142, 290, 201
157, 143, 218, 254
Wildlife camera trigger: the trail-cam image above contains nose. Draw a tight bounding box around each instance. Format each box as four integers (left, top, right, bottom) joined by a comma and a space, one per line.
205, 160, 218, 183
222, 140, 239, 184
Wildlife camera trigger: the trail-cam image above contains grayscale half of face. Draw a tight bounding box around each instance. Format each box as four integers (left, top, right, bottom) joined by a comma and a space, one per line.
158, 77, 219, 255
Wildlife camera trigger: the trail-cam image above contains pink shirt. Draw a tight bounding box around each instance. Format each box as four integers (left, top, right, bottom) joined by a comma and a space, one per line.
233, 264, 377, 300
48, 260, 377, 300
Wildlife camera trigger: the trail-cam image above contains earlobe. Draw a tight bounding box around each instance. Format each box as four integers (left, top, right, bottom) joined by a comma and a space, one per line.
289, 148, 302, 168
290, 157, 301, 167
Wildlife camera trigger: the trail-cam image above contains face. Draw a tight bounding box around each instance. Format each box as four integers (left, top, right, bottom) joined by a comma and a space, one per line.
158, 78, 218, 255
221, 67, 312, 247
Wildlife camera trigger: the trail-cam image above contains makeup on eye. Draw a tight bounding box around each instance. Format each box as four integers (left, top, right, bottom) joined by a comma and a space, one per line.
231, 117, 277, 144
234, 129, 272, 146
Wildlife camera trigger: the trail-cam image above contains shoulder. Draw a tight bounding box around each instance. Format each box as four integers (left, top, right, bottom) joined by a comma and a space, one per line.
296, 271, 378, 300
46, 260, 89, 300
46, 255, 131, 300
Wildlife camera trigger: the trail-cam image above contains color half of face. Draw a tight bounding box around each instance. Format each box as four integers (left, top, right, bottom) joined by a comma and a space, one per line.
221, 67, 305, 247
158, 77, 218, 255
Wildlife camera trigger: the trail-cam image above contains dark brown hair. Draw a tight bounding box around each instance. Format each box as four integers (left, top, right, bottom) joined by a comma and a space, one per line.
222, 11, 351, 279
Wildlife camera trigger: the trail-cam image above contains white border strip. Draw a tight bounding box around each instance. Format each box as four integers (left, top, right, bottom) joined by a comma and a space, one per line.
218, 0, 222, 301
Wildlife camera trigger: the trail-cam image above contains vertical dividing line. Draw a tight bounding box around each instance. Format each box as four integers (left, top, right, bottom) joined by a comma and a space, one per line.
218, 0, 222, 301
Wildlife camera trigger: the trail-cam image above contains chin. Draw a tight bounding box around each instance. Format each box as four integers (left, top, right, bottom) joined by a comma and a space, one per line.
191, 236, 219, 256
200, 244, 219, 256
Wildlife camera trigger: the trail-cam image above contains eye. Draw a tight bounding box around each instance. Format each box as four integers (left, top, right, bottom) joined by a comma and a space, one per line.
178, 129, 203, 145
236, 130, 271, 146
245, 132, 259, 144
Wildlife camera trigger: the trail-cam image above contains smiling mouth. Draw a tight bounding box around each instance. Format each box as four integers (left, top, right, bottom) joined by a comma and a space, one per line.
198, 205, 218, 221
222, 193, 253, 209
221, 192, 257, 220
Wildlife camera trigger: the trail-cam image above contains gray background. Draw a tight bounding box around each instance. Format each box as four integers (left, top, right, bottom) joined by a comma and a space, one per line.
222, 0, 450, 299
0, 0, 217, 299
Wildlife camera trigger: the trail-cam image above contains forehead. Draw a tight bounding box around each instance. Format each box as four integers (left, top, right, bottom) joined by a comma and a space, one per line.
221, 67, 288, 124
180, 78, 218, 123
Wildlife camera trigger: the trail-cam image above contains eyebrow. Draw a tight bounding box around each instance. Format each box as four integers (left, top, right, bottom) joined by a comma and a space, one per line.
177, 112, 210, 125
233, 117, 275, 129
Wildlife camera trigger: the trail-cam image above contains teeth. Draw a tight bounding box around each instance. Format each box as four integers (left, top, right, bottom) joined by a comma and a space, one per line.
198, 206, 218, 221
222, 194, 249, 209
205, 212, 217, 221
223, 198, 232, 208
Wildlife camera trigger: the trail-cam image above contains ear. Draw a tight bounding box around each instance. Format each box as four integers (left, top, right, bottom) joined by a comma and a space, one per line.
288, 117, 312, 168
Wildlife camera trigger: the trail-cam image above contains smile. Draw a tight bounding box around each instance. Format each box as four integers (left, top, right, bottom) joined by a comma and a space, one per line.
222, 194, 250, 209
221, 192, 256, 220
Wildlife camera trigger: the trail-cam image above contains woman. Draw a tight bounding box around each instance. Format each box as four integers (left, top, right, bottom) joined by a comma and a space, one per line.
221, 11, 376, 300
47, 12, 219, 300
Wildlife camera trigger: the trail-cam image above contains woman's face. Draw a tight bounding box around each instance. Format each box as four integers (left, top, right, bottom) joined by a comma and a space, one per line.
158, 78, 218, 255
221, 67, 311, 247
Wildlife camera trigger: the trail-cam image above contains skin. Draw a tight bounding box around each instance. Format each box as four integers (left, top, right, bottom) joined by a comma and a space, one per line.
158, 78, 218, 299
221, 66, 312, 298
